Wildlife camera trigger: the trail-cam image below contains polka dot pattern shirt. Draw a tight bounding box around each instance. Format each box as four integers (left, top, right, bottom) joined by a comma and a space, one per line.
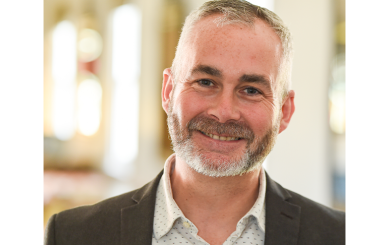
152, 154, 266, 245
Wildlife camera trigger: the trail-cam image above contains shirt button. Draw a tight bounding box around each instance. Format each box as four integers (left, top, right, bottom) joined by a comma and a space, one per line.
183, 221, 190, 228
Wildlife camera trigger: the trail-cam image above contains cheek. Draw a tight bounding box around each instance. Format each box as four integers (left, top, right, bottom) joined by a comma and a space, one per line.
173, 92, 209, 125
241, 104, 277, 134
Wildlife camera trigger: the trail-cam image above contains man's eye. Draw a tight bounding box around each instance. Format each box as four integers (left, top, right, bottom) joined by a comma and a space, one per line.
198, 79, 213, 86
244, 87, 260, 95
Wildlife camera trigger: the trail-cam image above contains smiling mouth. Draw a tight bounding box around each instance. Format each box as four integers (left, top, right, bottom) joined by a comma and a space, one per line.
199, 131, 242, 141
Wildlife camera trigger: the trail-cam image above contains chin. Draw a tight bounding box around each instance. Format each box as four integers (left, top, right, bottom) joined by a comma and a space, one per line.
180, 149, 262, 178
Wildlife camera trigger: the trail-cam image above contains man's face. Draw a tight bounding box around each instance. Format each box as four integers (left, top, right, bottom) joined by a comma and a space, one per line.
162, 15, 294, 177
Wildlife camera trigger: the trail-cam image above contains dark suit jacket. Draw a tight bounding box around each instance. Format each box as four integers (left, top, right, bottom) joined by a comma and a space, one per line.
45, 171, 345, 245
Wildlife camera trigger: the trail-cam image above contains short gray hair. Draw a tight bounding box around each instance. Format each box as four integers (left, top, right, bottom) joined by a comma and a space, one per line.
171, 0, 293, 100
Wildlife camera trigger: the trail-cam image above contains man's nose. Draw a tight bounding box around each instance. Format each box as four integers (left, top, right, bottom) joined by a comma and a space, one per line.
207, 92, 241, 123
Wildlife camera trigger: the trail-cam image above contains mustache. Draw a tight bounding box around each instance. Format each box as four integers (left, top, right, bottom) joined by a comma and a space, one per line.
187, 115, 255, 143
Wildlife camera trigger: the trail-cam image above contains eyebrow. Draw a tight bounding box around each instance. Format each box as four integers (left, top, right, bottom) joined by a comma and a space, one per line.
239, 74, 271, 90
190, 65, 223, 78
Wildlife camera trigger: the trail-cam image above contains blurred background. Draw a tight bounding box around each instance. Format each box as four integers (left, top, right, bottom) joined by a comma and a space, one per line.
44, 0, 345, 228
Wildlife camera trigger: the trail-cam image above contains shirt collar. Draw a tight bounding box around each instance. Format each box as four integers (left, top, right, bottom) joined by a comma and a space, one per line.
153, 154, 267, 239
153, 154, 185, 239
239, 165, 267, 232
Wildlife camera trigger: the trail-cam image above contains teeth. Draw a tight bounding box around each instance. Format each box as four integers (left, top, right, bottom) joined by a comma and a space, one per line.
202, 131, 239, 141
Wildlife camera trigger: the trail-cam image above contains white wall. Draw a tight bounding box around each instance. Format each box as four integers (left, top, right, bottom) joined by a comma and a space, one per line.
267, 0, 334, 206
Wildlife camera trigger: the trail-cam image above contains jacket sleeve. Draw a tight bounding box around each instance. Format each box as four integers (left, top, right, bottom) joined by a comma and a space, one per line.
44, 214, 57, 245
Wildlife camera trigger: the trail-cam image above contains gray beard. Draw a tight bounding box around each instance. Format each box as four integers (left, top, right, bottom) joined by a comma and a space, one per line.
167, 106, 280, 177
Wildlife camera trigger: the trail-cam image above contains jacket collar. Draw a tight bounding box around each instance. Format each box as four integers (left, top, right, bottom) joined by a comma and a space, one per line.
120, 170, 163, 245
264, 171, 301, 245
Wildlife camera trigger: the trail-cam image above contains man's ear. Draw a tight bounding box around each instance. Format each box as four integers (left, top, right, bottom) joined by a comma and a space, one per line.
278, 90, 295, 133
162, 68, 174, 114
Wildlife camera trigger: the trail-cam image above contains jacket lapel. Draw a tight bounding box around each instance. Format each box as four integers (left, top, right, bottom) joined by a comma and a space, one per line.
120, 171, 164, 245
264, 172, 301, 245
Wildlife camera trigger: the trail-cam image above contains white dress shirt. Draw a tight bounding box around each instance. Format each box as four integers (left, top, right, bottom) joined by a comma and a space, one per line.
152, 154, 267, 245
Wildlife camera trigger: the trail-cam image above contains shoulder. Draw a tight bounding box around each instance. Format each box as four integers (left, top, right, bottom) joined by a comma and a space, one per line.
57, 189, 138, 226
287, 189, 345, 244
265, 173, 345, 244
286, 188, 345, 224
45, 190, 137, 245
45, 170, 163, 245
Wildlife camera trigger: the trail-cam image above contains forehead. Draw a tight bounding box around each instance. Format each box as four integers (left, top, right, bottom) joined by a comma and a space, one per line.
181, 15, 282, 85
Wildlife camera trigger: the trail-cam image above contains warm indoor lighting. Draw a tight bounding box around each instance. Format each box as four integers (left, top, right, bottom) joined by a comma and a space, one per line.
78, 28, 103, 62
104, 4, 142, 180
77, 77, 102, 136
52, 20, 77, 141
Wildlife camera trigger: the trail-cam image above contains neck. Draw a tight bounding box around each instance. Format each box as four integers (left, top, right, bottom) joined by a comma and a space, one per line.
170, 155, 261, 236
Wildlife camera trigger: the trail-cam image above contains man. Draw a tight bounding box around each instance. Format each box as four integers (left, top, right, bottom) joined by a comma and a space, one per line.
45, 1, 345, 244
